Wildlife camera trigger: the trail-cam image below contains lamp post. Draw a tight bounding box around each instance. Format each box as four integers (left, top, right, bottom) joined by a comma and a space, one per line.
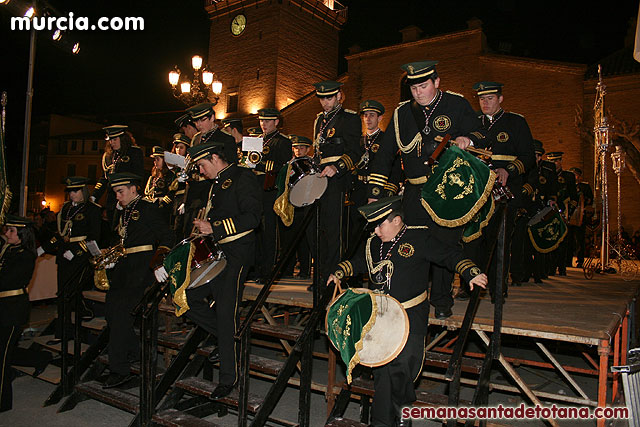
168, 55, 222, 106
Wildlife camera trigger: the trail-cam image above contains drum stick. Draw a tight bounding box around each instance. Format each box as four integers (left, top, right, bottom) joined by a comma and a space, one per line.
190, 207, 206, 236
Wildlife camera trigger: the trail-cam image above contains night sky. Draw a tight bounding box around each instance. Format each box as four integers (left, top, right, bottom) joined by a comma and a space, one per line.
0, 0, 637, 159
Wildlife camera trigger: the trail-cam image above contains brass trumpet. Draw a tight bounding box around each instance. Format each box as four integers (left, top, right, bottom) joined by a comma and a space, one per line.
90, 243, 126, 291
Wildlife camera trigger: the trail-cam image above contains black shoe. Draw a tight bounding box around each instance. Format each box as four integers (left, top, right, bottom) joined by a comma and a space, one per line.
455, 290, 470, 300
80, 309, 94, 322
558, 270, 567, 276
306, 284, 314, 292
46, 338, 62, 346
102, 373, 134, 389
435, 308, 453, 320
397, 415, 413, 427
533, 278, 543, 284
207, 347, 220, 363
33, 353, 53, 378
209, 383, 234, 400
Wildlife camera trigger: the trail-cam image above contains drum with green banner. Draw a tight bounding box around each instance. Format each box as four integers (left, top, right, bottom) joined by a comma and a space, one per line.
421, 146, 496, 228
527, 206, 568, 253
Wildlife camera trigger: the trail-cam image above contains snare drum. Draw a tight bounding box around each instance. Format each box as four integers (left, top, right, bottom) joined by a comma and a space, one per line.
288, 157, 327, 207
188, 236, 227, 289
326, 288, 409, 381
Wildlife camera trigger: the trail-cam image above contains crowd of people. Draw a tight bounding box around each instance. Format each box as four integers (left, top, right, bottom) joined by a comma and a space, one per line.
1, 58, 604, 425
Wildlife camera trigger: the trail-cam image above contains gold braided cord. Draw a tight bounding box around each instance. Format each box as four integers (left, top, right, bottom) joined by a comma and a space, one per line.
421, 170, 497, 228
365, 233, 394, 284
393, 101, 423, 154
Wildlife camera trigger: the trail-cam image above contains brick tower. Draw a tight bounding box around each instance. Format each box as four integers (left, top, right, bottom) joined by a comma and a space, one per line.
205, 0, 347, 119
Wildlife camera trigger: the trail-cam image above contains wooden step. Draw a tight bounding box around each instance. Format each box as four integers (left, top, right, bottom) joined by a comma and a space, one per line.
174, 377, 264, 413
325, 418, 368, 427
83, 290, 106, 303
196, 347, 285, 377
79, 316, 107, 331
96, 355, 165, 379
152, 409, 221, 427
424, 350, 483, 374
250, 322, 303, 341
74, 380, 139, 413
33, 335, 89, 355
347, 378, 471, 407
158, 332, 188, 349
14, 363, 60, 385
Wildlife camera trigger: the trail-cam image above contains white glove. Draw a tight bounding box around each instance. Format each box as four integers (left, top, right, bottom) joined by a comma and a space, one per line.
178, 203, 185, 215
105, 263, 116, 269
177, 174, 187, 183
246, 161, 257, 169
63, 250, 74, 261
116, 202, 124, 210
154, 266, 168, 282
89, 196, 96, 202
37, 246, 45, 256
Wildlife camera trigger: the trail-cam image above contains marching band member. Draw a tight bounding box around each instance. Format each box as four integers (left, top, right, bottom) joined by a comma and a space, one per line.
466, 82, 535, 299
1, 215, 51, 412
568, 167, 594, 268
91, 125, 145, 225
545, 151, 577, 276
249, 108, 292, 283
327, 197, 487, 427
100, 172, 173, 388
144, 146, 176, 222
48, 176, 102, 344
309, 80, 362, 288
184, 141, 262, 400
367, 61, 484, 319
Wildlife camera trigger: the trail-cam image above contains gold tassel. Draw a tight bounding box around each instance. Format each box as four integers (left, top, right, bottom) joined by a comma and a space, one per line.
94, 268, 110, 290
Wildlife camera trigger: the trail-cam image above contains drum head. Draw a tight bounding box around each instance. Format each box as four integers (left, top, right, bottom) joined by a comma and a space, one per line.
188, 257, 227, 289
358, 293, 409, 367
289, 175, 327, 207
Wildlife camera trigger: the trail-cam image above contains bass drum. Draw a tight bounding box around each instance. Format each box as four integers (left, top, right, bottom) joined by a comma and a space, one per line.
326, 288, 409, 368
288, 157, 327, 207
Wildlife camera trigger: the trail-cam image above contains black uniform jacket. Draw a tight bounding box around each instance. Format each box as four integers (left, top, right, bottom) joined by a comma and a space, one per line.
253, 131, 292, 190
93, 146, 145, 202
0, 243, 36, 327
475, 109, 536, 205
355, 130, 403, 197
522, 160, 559, 214
332, 227, 480, 336
53, 200, 102, 261
206, 164, 263, 259
313, 106, 363, 178
367, 91, 484, 198
108, 197, 174, 290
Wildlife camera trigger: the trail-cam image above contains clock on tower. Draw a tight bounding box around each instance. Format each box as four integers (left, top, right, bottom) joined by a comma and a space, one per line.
205, 0, 348, 117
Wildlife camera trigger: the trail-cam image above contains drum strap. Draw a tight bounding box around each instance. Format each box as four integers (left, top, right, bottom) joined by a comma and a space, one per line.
406, 176, 428, 185
401, 290, 427, 309
0, 288, 26, 299
218, 230, 252, 244
125, 245, 154, 254
320, 156, 342, 165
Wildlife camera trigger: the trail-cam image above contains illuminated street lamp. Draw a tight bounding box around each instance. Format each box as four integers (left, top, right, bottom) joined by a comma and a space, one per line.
168, 55, 222, 106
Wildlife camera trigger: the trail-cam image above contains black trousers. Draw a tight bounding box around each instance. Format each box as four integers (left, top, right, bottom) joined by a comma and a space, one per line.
463, 203, 516, 299
371, 334, 425, 427
54, 256, 91, 338
256, 189, 280, 279
185, 238, 254, 386
105, 256, 151, 375
305, 175, 346, 283
281, 207, 311, 277
509, 212, 529, 282
1, 294, 30, 412
403, 184, 462, 311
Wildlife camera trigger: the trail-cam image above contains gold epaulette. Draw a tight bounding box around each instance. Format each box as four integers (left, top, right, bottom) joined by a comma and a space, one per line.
220, 128, 233, 136
508, 111, 525, 118
344, 108, 357, 114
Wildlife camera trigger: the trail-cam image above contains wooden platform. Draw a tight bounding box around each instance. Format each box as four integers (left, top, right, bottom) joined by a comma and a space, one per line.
430, 267, 639, 345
